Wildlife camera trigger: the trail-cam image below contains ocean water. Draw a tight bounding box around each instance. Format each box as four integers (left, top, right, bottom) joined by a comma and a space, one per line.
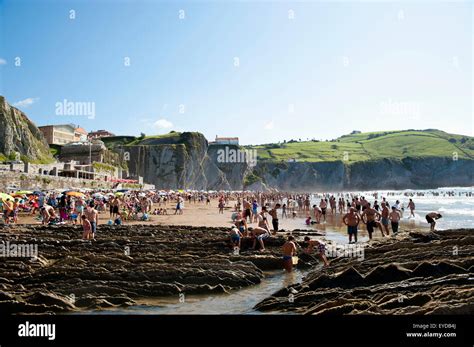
351, 187, 474, 230
299, 187, 473, 231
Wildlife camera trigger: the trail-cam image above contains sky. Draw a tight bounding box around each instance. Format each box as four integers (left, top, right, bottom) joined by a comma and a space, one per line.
0, 0, 472, 145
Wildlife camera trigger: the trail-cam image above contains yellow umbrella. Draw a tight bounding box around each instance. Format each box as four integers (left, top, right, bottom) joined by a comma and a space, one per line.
0, 193, 14, 201
115, 192, 124, 196
14, 190, 33, 195
65, 191, 85, 198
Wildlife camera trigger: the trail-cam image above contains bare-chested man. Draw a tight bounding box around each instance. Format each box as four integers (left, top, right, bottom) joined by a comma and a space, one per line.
426, 212, 442, 231
342, 207, 361, 243
84, 203, 99, 239
282, 236, 297, 272
389, 206, 401, 234
268, 204, 281, 233
361, 203, 384, 240
242, 199, 252, 223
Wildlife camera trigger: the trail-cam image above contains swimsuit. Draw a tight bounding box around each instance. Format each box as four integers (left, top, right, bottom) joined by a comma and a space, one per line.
347, 225, 357, 234
282, 255, 292, 261
382, 217, 389, 225
426, 215, 435, 224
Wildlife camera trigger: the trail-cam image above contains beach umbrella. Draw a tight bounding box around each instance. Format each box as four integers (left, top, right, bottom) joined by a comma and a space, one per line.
65, 191, 86, 198
14, 190, 33, 195
115, 192, 124, 196
32, 191, 45, 196
0, 193, 14, 201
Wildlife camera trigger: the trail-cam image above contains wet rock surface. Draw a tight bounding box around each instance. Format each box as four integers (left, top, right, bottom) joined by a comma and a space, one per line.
0, 224, 308, 314
254, 229, 474, 314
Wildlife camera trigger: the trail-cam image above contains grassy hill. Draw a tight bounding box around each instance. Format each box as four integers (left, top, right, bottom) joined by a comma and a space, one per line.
249, 129, 474, 163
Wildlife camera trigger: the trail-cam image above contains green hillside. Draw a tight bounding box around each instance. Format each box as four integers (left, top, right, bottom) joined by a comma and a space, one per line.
250, 130, 474, 163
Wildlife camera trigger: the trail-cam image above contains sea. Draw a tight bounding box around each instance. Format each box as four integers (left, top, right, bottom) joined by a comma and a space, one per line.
309, 186, 473, 230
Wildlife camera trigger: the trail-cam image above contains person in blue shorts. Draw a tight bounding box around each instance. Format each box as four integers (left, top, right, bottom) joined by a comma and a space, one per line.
342, 207, 361, 244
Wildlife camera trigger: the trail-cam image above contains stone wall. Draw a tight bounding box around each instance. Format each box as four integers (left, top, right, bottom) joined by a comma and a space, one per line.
0, 171, 115, 192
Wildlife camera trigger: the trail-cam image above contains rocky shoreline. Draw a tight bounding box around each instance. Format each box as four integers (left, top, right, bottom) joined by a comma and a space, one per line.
255, 228, 474, 314
0, 224, 317, 314
1, 225, 472, 315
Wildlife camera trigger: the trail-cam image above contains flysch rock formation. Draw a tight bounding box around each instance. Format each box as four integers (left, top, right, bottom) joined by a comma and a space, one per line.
0, 224, 317, 314
254, 229, 474, 314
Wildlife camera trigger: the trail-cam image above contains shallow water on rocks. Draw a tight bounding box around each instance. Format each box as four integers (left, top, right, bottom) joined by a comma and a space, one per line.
88, 269, 310, 315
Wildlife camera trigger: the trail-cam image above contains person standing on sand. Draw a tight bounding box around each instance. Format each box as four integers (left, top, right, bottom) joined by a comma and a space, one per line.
389, 206, 401, 234
342, 207, 361, 244
84, 203, 99, 239
242, 199, 252, 223
252, 200, 259, 223
282, 236, 297, 272
319, 199, 327, 222
408, 199, 416, 218
303, 236, 329, 267
380, 202, 390, 235
257, 207, 270, 231
426, 212, 442, 231
361, 203, 385, 240
269, 204, 281, 233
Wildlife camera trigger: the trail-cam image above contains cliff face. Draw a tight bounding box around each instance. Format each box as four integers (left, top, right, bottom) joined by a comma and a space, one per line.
0, 96, 53, 162
254, 158, 473, 191
126, 133, 232, 190
124, 132, 473, 191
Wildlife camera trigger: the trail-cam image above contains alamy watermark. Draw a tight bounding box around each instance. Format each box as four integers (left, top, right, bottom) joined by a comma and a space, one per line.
0, 241, 38, 259
55, 99, 96, 119
380, 99, 421, 120
216, 146, 257, 167
324, 243, 365, 261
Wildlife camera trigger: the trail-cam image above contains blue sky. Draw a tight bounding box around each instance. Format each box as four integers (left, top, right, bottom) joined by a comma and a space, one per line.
0, 0, 472, 145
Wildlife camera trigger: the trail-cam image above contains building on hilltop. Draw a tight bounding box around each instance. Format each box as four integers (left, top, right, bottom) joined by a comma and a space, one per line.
209, 135, 239, 146
88, 129, 115, 139
39, 124, 75, 145
38, 124, 88, 145
74, 126, 88, 142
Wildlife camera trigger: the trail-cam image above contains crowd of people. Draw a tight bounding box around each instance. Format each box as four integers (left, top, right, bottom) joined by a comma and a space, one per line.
0, 188, 449, 271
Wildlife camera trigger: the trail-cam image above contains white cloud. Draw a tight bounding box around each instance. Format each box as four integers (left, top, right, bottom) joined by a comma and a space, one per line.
0, 58, 6, 65
13, 97, 39, 108
153, 119, 173, 129
264, 120, 274, 130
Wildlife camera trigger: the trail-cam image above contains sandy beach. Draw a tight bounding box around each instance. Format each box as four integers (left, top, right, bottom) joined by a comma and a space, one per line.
12, 197, 421, 242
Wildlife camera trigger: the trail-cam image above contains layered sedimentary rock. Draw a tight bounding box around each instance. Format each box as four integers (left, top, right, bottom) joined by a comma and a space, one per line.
254, 229, 474, 314
0, 224, 309, 314
0, 96, 53, 162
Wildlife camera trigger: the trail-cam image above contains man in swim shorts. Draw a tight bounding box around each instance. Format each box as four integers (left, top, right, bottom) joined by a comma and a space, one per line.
361, 203, 383, 240
282, 235, 297, 272
389, 206, 401, 234
229, 227, 243, 249
342, 207, 361, 244
426, 212, 442, 231
380, 202, 390, 236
